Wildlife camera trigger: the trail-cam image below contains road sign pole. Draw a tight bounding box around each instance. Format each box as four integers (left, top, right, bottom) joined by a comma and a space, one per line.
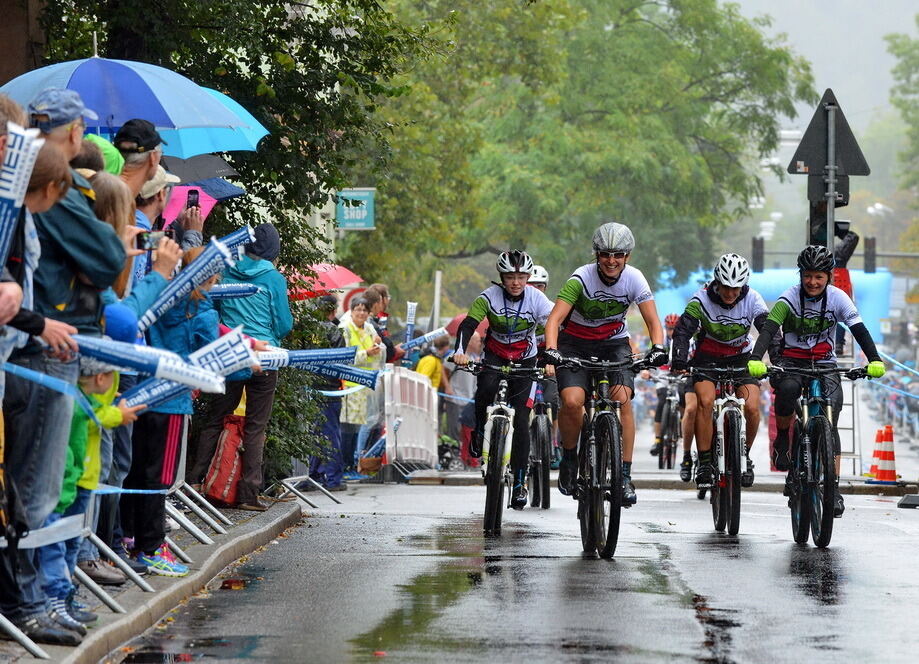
825, 102, 837, 251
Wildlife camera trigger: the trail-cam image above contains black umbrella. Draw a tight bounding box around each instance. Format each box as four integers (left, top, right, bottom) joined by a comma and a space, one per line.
161, 154, 239, 183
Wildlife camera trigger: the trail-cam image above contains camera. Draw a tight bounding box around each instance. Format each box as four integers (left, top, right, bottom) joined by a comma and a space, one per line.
136, 229, 175, 250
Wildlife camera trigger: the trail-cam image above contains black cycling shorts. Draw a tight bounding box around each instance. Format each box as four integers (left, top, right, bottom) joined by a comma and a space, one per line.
556, 334, 634, 395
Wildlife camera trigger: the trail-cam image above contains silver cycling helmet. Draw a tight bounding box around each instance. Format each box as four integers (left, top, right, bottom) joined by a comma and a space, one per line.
592, 221, 635, 254
713, 253, 751, 288
528, 265, 549, 285
496, 250, 534, 275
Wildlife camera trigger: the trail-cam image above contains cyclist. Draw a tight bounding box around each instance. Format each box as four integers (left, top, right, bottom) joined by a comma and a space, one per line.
543, 222, 667, 505
747, 245, 885, 516
671, 253, 768, 489
650, 314, 687, 454
452, 250, 553, 509
528, 264, 560, 426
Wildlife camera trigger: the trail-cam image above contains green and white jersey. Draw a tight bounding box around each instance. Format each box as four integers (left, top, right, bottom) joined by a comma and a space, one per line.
467, 284, 553, 360
768, 284, 861, 362
557, 264, 653, 341
684, 286, 768, 358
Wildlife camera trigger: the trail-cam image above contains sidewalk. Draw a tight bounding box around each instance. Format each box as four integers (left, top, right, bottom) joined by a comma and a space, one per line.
0, 498, 304, 663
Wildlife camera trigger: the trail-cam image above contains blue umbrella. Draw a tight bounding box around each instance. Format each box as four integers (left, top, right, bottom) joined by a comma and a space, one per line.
0, 57, 244, 132
157, 89, 270, 157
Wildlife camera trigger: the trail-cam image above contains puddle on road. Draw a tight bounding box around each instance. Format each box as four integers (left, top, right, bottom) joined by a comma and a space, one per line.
692, 594, 742, 664
787, 546, 846, 606
117, 635, 263, 662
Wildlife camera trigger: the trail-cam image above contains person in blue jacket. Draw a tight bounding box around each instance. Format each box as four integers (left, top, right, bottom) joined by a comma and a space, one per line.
121, 246, 219, 576
188, 223, 293, 511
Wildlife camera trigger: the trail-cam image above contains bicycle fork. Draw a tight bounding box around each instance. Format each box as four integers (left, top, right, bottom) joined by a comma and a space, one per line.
713, 398, 745, 483
482, 404, 514, 472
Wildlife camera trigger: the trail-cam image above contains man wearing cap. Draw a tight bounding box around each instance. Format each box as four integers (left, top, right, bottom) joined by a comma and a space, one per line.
132, 165, 182, 286
114, 118, 163, 198
0, 88, 126, 644
188, 223, 293, 510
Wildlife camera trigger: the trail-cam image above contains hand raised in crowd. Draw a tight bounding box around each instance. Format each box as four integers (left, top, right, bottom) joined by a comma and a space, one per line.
367, 335, 383, 356
177, 205, 204, 233
40, 317, 79, 358
251, 338, 271, 352
0, 282, 23, 324
116, 399, 146, 424
151, 237, 183, 279
122, 225, 146, 259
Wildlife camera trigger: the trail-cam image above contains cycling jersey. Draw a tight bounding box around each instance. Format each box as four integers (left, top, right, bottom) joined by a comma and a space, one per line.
556, 264, 653, 341
674, 284, 768, 360
767, 284, 861, 362
464, 284, 552, 361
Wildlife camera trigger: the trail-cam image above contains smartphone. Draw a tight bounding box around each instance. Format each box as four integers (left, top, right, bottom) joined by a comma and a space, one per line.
136, 231, 167, 251
186, 189, 199, 209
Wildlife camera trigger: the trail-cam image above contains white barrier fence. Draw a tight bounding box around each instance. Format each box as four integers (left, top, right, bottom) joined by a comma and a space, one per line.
382, 365, 438, 467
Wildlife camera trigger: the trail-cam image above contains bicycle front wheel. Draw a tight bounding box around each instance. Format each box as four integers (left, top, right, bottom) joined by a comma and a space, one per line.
725, 411, 743, 536
483, 418, 508, 535
665, 406, 679, 470
534, 416, 552, 509
790, 423, 811, 544
809, 416, 836, 548
710, 436, 727, 532
658, 402, 670, 470
578, 416, 596, 553
595, 412, 623, 558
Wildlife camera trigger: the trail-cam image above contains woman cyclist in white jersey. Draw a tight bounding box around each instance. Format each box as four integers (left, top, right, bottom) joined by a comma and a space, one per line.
452, 250, 553, 509
747, 245, 885, 517
542, 222, 667, 506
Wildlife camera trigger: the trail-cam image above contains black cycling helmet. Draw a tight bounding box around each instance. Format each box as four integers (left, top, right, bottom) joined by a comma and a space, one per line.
797, 245, 835, 273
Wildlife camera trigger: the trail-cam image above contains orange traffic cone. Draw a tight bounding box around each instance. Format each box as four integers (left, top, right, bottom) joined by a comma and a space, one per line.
866, 428, 883, 477
868, 425, 898, 484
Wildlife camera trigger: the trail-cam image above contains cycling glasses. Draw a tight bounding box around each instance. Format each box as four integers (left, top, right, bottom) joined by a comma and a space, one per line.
597, 250, 629, 260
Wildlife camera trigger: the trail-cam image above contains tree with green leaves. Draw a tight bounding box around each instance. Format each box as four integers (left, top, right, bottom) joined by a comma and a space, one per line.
339, 0, 815, 313
888, 16, 919, 190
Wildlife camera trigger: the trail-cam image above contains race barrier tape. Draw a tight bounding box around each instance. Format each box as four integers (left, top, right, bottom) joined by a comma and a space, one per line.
400, 326, 448, 352
121, 327, 256, 408
438, 391, 474, 404
405, 301, 417, 344
257, 346, 358, 370
878, 351, 919, 379
209, 283, 261, 300
315, 384, 367, 397
0, 122, 43, 268
138, 237, 234, 332
74, 334, 225, 392
2, 361, 101, 427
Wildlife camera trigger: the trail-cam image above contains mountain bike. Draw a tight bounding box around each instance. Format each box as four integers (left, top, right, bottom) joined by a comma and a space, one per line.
657, 373, 685, 470
768, 365, 867, 548
690, 366, 751, 536
528, 376, 555, 509
451, 361, 542, 535
556, 355, 647, 558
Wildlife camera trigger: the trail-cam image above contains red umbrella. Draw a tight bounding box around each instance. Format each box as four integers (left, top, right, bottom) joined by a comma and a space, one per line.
445, 312, 489, 337
287, 264, 363, 301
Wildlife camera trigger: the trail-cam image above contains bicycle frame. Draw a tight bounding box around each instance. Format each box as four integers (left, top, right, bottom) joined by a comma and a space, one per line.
796, 377, 830, 485
481, 374, 514, 472
712, 383, 746, 479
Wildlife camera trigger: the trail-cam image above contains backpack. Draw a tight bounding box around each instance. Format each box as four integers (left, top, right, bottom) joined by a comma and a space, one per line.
203, 415, 246, 506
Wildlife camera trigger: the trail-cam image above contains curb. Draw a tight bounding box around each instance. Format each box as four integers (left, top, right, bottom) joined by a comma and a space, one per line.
25, 502, 302, 664
410, 473, 919, 496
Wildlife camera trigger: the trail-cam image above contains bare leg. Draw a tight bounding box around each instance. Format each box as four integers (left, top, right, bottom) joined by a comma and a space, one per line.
738, 384, 761, 451
682, 392, 697, 453
694, 381, 716, 452
558, 386, 586, 451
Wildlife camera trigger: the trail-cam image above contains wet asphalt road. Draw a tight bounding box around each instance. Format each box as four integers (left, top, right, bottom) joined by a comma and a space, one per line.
112, 484, 919, 663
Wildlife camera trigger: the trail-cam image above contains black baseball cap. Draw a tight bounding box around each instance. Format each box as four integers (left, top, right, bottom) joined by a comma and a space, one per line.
114, 119, 166, 153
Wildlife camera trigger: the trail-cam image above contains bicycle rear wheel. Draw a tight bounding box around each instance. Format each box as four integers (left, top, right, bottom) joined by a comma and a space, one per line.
809, 416, 836, 548
578, 416, 596, 553
725, 411, 743, 536
665, 404, 680, 470
596, 412, 623, 558
483, 418, 508, 535
790, 423, 811, 544
534, 416, 552, 509
657, 402, 670, 470
528, 421, 540, 508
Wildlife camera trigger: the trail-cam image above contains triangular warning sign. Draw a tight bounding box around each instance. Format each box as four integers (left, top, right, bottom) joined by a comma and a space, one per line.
787, 88, 870, 176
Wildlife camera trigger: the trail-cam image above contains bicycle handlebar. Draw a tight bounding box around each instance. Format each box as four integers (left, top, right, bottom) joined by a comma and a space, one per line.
766, 365, 868, 381
449, 360, 545, 378
553, 355, 650, 372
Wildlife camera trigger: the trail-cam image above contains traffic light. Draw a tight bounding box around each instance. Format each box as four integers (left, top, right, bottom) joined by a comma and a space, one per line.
864, 236, 876, 273
751, 236, 764, 272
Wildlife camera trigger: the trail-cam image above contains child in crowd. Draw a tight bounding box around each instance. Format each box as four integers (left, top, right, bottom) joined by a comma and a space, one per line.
121, 247, 219, 576
36, 356, 144, 632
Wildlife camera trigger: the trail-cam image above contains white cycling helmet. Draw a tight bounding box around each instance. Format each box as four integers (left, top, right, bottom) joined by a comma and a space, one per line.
592, 222, 635, 254
528, 265, 549, 284
713, 253, 750, 288
496, 250, 534, 275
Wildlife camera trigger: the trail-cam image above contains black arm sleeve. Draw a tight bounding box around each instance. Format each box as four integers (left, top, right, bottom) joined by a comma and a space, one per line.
751, 318, 780, 360
454, 316, 481, 354
850, 322, 881, 363
671, 312, 699, 364
752, 312, 768, 333
6, 307, 45, 336
834, 231, 860, 267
